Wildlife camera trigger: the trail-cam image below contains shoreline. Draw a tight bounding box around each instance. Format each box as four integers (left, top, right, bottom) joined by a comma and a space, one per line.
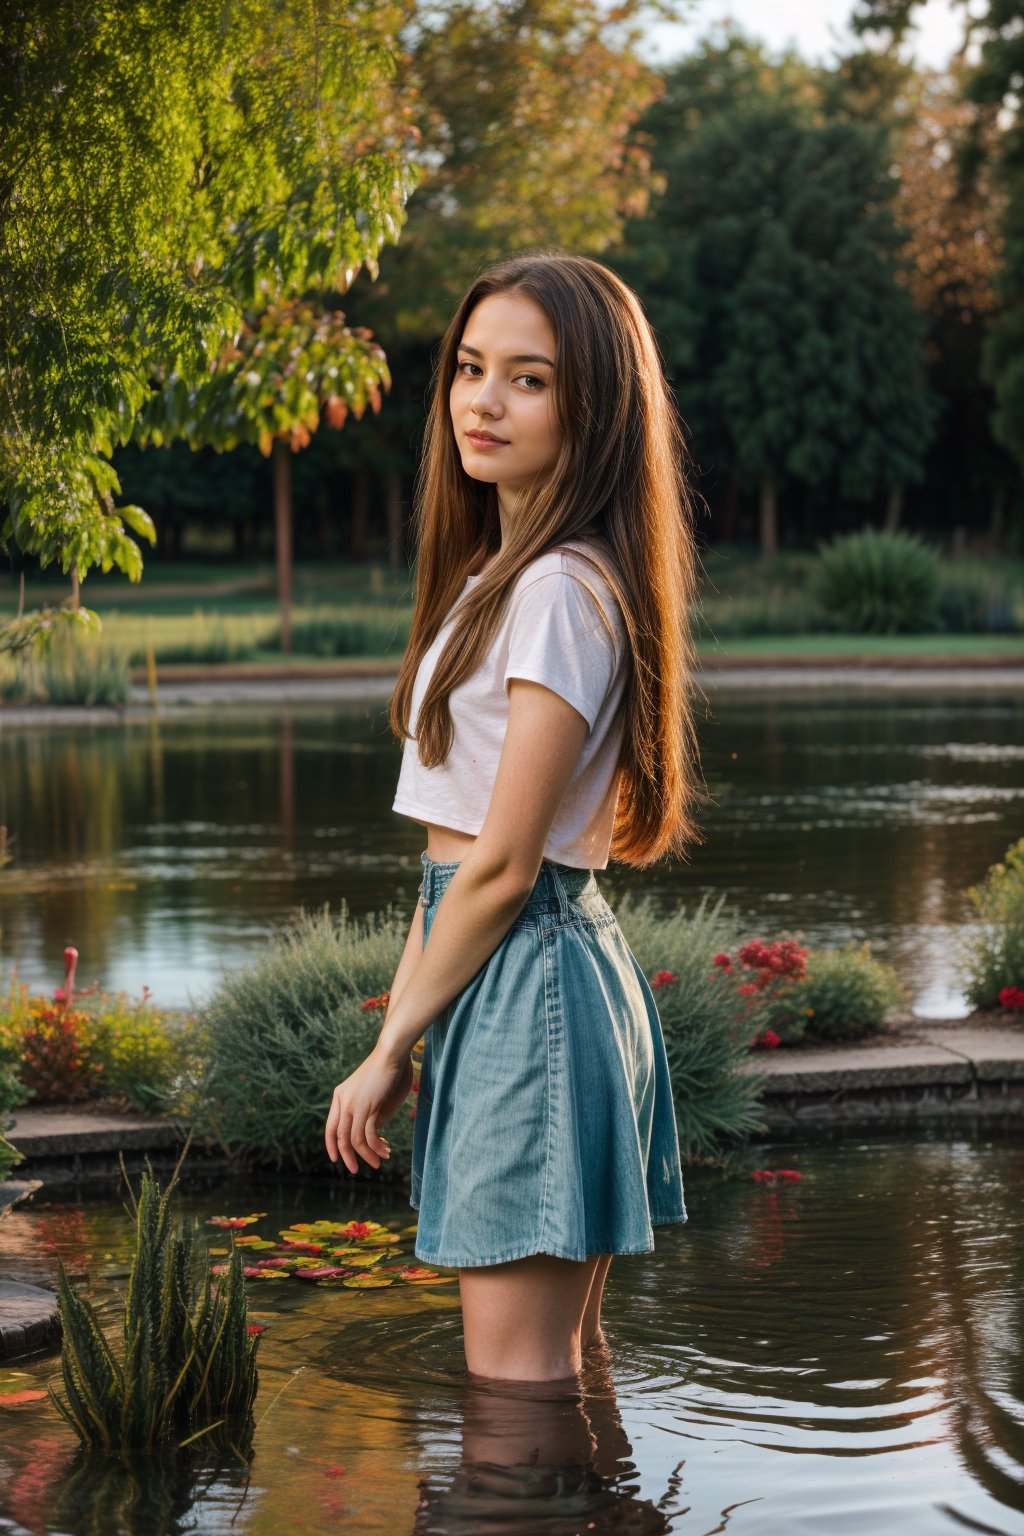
3, 658, 1024, 726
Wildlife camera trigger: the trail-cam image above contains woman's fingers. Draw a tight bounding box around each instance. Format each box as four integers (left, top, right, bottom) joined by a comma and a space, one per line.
324, 1090, 340, 1162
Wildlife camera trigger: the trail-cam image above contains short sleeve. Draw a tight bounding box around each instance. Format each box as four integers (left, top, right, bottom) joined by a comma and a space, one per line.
503, 570, 622, 732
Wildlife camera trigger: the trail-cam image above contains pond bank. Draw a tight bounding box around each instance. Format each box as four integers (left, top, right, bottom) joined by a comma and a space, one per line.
2, 656, 1024, 727
3, 1014, 1020, 1189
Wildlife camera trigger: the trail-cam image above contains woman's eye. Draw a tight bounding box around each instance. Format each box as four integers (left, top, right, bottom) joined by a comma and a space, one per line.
518, 374, 544, 390
456, 360, 482, 376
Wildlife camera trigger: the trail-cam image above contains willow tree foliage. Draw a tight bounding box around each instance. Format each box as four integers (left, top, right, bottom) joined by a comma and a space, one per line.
0, 0, 416, 639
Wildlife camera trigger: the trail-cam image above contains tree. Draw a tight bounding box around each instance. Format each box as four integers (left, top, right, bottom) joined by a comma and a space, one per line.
340, 0, 682, 557
616, 33, 936, 555
853, 0, 1024, 530
0, 0, 417, 646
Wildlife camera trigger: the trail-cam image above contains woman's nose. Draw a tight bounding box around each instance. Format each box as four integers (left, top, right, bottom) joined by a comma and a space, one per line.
471, 379, 503, 418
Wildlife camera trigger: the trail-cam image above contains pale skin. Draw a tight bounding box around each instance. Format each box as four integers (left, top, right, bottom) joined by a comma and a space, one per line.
325, 291, 614, 1381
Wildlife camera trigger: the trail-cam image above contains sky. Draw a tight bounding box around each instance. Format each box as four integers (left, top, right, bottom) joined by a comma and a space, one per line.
641, 0, 968, 69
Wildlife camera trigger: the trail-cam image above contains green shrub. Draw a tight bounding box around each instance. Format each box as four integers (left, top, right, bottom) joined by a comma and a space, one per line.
808, 528, 942, 634
0, 1132, 23, 1182
793, 942, 907, 1042
83, 995, 189, 1111
185, 902, 411, 1174
616, 891, 767, 1161
151, 610, 257, 664
960, 836, 1024, 1011
935, 561, 1022, 635
694, 589, 825, 638
50, 1162, 260, 1456
274, 604, 412, 658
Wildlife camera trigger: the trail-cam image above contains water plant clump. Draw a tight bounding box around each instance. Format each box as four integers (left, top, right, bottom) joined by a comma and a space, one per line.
49, 1150, 261, 1459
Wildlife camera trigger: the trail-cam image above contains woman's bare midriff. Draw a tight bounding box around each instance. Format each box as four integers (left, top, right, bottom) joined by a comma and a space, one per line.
422, 819, 479, 862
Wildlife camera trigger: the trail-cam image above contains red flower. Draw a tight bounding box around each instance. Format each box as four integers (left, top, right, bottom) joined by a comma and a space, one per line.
361, 990, 391, 1013
998, 985, 1024, 1011
751, 1169, 776, 1183
753, 1029, 781, 1050
712, 952, 733, 970
776, 1169, 803, 1182
651, 970, 678, 989
738, 982, 759, 997
247, 1323, 267, 1335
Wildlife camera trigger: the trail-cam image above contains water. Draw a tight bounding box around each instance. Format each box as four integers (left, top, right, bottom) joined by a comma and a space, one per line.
1, 1138, 1022, 1534
1, 687, 1021, 1018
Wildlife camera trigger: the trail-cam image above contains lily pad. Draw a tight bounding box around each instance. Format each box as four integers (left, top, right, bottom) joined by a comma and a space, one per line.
341, 1274, 395, 1289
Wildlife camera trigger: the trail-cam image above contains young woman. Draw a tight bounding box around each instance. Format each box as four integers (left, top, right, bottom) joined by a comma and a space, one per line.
325, 248, 707, 1386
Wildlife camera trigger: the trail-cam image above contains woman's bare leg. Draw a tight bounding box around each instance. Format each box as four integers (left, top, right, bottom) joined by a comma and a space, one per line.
458, 1253, 603, 1381
582, 1254, 613, 1350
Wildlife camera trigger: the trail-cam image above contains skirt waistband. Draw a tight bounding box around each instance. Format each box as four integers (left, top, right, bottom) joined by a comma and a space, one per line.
418, 850, 594, 918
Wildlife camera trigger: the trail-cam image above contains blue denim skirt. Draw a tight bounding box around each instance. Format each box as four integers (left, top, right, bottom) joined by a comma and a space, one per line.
409, 852, 687, 1268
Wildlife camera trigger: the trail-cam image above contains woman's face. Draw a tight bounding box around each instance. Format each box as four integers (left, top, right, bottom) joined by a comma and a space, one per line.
449, 291, 561, 504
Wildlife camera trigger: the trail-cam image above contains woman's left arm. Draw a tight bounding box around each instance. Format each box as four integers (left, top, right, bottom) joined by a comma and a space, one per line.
324, 677, 590, 1173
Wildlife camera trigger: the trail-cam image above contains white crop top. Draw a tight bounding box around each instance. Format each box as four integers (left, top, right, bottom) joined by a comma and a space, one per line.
391, 542, 628, 868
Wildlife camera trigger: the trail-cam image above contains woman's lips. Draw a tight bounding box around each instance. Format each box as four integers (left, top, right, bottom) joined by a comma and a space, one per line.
466, 431, 508, 450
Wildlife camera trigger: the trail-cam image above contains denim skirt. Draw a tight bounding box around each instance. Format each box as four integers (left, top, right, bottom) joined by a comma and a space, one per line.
409, 851, 687, 1268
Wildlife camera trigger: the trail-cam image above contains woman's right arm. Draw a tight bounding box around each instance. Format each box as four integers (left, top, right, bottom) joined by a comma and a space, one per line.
382, 897, 425, 1026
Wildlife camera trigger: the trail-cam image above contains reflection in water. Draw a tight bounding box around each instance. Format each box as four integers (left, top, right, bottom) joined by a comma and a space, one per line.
2, 690, 1024, 1011
1, 1142, 1023, 1534
413, 1345, 675, 1534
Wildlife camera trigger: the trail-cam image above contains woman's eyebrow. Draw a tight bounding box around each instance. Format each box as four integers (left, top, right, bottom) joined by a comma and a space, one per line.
457, 343, 555, 367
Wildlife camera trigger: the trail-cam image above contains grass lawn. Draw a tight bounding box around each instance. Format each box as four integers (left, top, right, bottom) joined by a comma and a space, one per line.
4, 554, 1024, 668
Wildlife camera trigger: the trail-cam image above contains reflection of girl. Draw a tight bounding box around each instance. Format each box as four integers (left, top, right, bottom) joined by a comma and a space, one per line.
326, 249, 706, 1384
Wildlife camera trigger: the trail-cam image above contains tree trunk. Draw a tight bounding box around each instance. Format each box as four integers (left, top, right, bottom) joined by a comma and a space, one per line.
721, 471, 740, 544
17, 571, 25, 620
273, 438, 293, 655
883, 486, 903, 533
385, 468, 404, 576
759, 479, 778, 561
70, 569, 80, 612
350, 465, 370, 562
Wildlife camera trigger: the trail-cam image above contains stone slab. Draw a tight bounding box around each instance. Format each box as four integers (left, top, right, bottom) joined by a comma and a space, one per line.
0, 1280, 60, 1360
6, 1108, 186, 1159
740, 1042, 974, 1093
916, 1027, 1024, 1081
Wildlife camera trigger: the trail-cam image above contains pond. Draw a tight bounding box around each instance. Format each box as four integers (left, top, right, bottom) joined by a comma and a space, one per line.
0, 1137, 1022, 1534
1, 684, 1021, 1019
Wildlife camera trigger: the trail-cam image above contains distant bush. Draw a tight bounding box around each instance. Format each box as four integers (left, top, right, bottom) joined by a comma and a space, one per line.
809, 528, 941, 633
934, 561, 1023, 634
615, 892, 767, 1161
184, 903, 411, 1175
796, 943, 907, 1042
960, 836, 1024, 1013
274, 604, 411, 658
0, 622, 131, 705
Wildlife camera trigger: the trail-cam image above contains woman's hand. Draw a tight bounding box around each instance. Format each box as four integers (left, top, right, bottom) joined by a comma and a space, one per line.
325, 1044, 414, 1174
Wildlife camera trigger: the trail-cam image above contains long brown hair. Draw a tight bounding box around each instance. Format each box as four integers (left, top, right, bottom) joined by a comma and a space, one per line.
388, 248, 709, 867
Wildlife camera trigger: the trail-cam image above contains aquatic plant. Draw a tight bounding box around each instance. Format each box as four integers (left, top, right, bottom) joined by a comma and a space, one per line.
961, 835, 1024, 1013
49, 1153, 261, 1458
202, 1212, 454, 1288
